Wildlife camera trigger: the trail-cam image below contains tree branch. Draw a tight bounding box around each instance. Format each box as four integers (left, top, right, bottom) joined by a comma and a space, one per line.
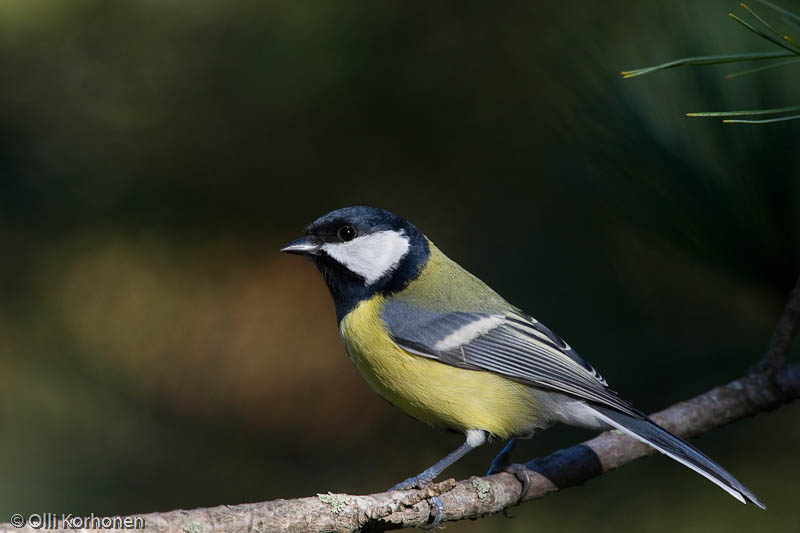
4, 275, 799, 533
756, 273, 800, 374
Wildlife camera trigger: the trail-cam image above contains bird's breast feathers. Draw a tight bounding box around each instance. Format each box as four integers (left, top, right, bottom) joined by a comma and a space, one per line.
339, 295, 547, 438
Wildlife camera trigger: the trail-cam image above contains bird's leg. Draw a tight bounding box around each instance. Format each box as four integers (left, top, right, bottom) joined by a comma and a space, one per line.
487, 438, 520, 474
390, 430, 487, 490
390, 430, 487, 529
487, 438, 530, 512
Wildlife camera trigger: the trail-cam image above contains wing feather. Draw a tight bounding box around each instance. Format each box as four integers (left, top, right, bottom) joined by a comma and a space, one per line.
381, 301, 640, 418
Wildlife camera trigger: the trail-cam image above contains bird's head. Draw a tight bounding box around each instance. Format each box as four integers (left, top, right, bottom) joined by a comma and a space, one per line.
281, 206, 430, 319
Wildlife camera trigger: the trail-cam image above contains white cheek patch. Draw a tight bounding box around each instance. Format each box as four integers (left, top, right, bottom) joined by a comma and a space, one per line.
322, 230, 411, 284
434, 316, 504, 351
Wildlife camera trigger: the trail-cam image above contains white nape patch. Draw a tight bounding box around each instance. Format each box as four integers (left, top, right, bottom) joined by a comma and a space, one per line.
434, 316, 504, 351
321, 230, 410, 284
465, 429, 487, 448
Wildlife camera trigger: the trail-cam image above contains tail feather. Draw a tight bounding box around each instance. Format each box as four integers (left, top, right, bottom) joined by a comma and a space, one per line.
587, 404, 765, 509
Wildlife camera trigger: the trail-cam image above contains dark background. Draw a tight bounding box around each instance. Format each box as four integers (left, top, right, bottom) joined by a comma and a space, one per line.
1, 1, 799, 531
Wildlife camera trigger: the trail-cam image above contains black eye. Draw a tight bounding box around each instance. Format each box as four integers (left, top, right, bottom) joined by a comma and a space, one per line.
337, 225, 357, 242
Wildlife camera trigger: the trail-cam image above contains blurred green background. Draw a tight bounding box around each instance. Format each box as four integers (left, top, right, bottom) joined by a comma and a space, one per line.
1, 1, 799, 531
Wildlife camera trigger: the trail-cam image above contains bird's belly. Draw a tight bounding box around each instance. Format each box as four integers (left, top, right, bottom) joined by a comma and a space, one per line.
339, 297, 546, 439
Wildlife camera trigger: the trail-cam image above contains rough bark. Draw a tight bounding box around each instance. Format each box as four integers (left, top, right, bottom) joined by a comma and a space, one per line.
3, 275, 798, 533
756, 274, 800, 374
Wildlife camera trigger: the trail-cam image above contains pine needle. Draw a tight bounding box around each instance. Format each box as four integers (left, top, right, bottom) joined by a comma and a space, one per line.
728, 12, 800, 54
723, 114, 800, 123
623, 1, 800, 125
687, 105, 800, 117
740, 2, 785, 41
755, 0, 800, 24
724, 57, 800, 78
621, 51, 794, 78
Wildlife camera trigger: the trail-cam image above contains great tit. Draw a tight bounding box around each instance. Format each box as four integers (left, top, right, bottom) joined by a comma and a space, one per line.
281, 205, 764, 521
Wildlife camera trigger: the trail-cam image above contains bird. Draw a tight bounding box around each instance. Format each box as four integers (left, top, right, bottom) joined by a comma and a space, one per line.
281, 205, 764, 527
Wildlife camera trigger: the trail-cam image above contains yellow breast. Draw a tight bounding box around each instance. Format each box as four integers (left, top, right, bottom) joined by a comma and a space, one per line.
339, 295, 545, 439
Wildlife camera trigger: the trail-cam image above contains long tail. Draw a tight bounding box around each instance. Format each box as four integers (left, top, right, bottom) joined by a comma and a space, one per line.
587, 404, 765, 509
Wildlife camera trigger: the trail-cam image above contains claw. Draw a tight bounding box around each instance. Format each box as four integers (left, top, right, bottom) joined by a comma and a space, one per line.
388, 432, 486, 527
487, 439, 530, 510
388, 476, 445, 529
503, 463, 530, 505
419, 496, 444, 530
490, 461, 530, 510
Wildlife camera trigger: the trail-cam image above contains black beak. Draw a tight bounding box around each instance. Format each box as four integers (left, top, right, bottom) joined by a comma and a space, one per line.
280, 237, 319, 256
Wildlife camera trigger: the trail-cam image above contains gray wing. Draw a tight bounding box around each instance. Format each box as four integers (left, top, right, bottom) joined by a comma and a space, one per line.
382, 301, 641, 417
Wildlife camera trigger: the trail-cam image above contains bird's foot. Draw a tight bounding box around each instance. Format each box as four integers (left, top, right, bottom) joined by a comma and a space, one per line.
389, 476, 444, 529
389, 474, 435, 491
421, 496, 444, 530
487, 460, 530, 517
